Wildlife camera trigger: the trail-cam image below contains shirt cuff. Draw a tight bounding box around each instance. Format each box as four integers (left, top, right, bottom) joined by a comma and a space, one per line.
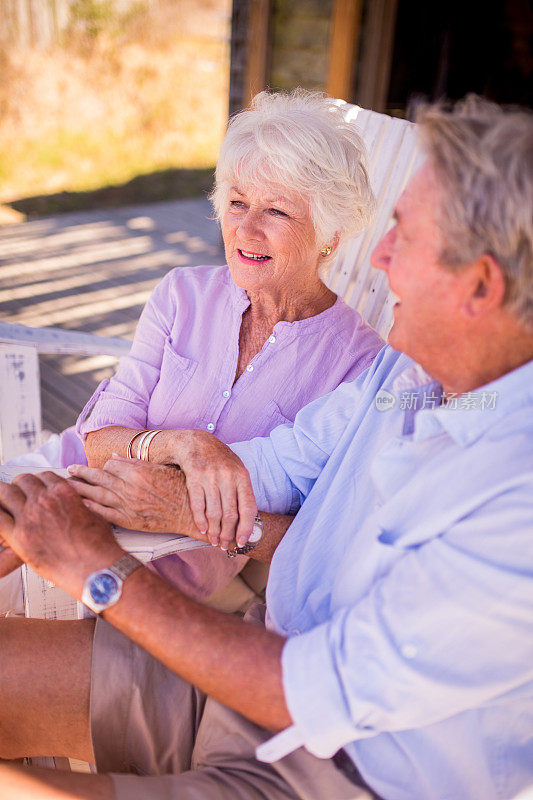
76, 379, 110, 440
279, 617, 374, 759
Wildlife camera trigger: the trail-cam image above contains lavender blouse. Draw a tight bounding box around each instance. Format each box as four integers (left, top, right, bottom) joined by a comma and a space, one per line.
77, 265, 383, 599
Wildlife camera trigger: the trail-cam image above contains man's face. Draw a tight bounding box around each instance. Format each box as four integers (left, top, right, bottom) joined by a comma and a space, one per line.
371, 164, 468, 374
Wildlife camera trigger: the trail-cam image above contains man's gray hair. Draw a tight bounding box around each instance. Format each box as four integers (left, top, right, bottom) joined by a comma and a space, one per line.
210, 89, 376, 257
418, 96, 533, 326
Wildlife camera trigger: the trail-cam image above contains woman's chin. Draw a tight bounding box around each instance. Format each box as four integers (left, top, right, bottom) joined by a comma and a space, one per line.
227, 262, 272, 292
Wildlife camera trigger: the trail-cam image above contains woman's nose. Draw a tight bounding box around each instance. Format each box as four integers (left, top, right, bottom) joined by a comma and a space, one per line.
237, 209, 263, 240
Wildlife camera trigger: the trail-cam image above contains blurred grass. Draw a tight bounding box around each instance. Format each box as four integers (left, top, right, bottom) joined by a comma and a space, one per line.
0, 0, 230, 220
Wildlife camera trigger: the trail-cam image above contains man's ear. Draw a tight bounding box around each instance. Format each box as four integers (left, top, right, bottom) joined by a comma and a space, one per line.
462, 254, 506, 318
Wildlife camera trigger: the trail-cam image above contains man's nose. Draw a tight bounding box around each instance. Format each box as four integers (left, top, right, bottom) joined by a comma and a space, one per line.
370, 230, 393, 272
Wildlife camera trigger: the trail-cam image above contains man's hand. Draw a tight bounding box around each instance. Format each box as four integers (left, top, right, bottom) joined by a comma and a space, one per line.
0, 532, 22, 580
0, 472, 123, 599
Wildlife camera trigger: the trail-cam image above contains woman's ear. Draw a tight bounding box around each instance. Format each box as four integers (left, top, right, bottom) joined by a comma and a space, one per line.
329, 233, 340, 256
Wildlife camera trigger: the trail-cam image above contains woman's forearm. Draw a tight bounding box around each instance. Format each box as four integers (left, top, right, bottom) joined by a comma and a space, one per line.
84, 427, 191, 469
84, 426, 146, 468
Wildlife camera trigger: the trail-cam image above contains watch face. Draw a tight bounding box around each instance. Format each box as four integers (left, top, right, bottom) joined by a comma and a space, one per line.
249, 523, 263, 544
90, 572, 119, 605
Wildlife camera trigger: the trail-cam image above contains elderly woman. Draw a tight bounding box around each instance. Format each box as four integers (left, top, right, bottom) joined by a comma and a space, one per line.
3, 90, 383, 609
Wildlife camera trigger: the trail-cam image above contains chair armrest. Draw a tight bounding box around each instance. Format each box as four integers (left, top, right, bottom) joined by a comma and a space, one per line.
0, 321, 131, 358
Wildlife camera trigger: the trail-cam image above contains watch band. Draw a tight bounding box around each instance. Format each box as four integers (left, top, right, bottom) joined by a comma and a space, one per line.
110, 553, 144, 581
227, 513, 264, 558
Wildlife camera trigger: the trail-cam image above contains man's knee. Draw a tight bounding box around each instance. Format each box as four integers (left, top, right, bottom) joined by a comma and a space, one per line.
0, 618, 95, 761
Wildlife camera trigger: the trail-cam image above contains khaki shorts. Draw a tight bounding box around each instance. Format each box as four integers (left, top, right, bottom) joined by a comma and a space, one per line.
90, 615, 378, 800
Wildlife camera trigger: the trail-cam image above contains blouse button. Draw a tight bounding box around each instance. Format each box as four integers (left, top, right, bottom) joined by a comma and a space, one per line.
222, 389, 230, 398
246, 364, 254, 372
268, 335, 276, 344
206, 422, 215, 432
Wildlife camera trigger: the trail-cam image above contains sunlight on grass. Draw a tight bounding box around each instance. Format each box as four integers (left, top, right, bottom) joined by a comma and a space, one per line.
0, 1, 231, 205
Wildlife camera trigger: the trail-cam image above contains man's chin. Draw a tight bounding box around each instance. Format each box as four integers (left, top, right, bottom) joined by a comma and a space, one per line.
386, 322, 402, 352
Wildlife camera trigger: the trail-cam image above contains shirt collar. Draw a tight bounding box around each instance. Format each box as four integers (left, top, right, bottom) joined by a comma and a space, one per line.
402, 358, 533, 447
391, 363, 442, 436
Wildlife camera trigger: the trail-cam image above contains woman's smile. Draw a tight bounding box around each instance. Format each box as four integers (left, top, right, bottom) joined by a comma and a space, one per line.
237, 249, 272, 264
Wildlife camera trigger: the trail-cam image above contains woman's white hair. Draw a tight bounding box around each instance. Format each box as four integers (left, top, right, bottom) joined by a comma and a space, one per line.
418, 96, 533, 326
210, 89, 376, 258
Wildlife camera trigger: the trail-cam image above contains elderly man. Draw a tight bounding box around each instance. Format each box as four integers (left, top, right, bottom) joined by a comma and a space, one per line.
0, 97, 532, 800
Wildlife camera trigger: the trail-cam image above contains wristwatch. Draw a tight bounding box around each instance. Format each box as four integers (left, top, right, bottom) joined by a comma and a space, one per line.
226, 512, 264, 557
81, 553, 143, 614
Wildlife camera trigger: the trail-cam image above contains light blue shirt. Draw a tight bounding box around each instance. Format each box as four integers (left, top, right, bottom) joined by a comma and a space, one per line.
232, 346, 533, 800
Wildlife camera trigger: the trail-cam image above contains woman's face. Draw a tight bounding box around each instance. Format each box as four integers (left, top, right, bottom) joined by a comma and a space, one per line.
221, 182, 321, 295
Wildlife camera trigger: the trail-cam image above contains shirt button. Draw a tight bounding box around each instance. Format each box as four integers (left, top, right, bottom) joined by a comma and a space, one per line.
401, 643, 418, 659
246, 364, 254, 372
269, 335, 276, 343
206, 422, 215, 432
222, 390, 230, 398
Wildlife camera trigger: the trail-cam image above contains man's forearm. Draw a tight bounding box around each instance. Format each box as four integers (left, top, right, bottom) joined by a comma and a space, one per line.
104, 564, 293, 732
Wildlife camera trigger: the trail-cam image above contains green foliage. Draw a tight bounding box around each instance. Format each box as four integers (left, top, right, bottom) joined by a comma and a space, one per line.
66, 0, 151, 46
69, 0, 114, 40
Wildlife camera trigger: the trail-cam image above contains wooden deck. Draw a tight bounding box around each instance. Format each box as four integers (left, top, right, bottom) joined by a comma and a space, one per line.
0, 199, 224, 435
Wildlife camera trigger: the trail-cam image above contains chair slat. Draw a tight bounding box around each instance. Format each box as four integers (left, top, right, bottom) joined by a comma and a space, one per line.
327, 104, 424, 338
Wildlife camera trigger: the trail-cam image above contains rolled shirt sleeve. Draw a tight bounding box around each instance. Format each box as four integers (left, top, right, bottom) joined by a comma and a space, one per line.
280, 481, 533, 759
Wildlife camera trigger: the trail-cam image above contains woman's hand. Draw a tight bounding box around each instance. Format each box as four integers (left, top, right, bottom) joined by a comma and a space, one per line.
81, 428, 257, 549
154, 430, 257, 550
68, 458, 200, 537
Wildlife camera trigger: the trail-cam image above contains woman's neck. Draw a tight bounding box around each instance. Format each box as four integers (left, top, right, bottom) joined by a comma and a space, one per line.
245, 280, 336, 325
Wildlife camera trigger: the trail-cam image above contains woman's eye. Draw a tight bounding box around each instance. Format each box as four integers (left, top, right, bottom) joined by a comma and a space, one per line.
270, 208, 288, 217
229, 200, 245, 209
